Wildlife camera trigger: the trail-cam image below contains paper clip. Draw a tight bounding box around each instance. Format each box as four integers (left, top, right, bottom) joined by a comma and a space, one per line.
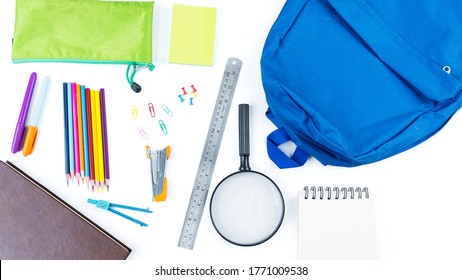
131, 105, 138, 120
146, 145, 171, 202
137, 127, 149, 139
161, 104, 173, 116
158, 120, 168, 134
87, 199, 152, 227
148, 102, 156, 118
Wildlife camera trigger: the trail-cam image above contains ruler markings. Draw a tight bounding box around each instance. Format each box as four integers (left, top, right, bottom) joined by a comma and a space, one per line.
178, 58, 242, 250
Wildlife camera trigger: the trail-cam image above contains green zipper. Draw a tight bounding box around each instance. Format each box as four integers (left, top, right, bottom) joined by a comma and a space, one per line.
126, 62, 155, 93
12, 58, 155, 93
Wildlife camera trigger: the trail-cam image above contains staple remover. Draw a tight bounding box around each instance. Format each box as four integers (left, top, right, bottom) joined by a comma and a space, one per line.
146, 145, 171, 202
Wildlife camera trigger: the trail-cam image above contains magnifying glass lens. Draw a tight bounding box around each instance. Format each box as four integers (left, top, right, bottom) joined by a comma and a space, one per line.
210, 171, 284, 246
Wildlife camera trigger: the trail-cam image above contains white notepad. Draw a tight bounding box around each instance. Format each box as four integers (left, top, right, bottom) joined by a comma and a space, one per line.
297, 186, 378, 260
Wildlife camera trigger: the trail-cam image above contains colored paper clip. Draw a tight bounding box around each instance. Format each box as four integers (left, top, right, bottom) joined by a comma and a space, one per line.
131, 105, 138, 120
137, 127, 149, 139
158, 120, 168, 134
148, 102, 155, 117
161, 104, 173, 116
146, 145, 171, 202
87, 199, 152, 227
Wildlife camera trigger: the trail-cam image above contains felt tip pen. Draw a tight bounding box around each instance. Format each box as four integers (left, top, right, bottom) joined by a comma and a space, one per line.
23, 76, 50, 156
11, 72, 37, 154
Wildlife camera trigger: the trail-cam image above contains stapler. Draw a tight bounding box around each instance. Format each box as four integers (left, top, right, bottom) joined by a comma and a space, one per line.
146, 145, 171, 202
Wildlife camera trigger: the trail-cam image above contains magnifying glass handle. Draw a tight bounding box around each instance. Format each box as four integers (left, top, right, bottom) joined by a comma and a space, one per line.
239, 104, 251, 171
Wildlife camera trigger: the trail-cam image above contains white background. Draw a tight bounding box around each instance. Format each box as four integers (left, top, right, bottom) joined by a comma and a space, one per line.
1, 0, 461, 279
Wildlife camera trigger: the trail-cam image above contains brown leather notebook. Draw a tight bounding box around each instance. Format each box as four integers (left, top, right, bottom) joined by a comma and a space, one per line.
0, 161, 131, 260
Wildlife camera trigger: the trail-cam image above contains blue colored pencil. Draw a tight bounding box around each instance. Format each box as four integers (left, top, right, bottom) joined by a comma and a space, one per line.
63, 83, 70, 186
80, 85, 90, 187
67, 83, 75, 181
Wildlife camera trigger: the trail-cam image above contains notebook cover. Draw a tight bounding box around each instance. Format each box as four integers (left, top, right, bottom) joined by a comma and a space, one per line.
0, 161, 131, 260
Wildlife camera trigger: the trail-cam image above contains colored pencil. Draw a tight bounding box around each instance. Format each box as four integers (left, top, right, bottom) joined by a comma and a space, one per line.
67, 83, 75, 181
91, 90, 100, 191
62, 83, 111, 190
100, 88, 110, 190
76, 84, 85, 184
63, 83, 70, 186
85, 88, 95, 192
80, 85, 90, 187
72, 83, 81, 184
94, 89, 105, 191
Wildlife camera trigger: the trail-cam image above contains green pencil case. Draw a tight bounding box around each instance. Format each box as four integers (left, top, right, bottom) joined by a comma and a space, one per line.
12, 0, 155, 92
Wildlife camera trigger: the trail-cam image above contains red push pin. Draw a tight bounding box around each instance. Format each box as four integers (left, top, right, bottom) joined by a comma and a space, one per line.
181, 87, 188, 95
190, 84, 197, 93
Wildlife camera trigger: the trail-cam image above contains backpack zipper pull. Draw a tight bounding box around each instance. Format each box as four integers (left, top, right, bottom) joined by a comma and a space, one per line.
126, 62, 155, 93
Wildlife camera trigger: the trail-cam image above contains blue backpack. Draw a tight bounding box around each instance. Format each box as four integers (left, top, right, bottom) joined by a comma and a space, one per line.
261, 0, 462, 168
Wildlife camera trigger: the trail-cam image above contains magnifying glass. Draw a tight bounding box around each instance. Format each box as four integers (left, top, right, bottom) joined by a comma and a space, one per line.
209, 104, 285, 246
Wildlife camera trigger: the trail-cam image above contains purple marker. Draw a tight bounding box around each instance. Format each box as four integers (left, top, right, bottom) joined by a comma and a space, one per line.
11, 72, 37, 153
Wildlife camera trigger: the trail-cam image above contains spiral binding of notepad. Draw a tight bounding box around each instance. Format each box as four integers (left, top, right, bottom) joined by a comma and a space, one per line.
303, 186, 369, 200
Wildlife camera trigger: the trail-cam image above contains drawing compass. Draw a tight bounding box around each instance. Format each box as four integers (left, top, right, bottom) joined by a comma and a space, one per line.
87, 199, 152, 227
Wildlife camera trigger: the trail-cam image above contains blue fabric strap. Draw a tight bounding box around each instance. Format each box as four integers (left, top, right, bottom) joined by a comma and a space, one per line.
267, 127, 310, 168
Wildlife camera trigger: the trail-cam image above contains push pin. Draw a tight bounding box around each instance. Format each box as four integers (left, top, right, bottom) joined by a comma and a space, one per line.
178, 94, 185, 102
189, 98, 194, 106
181, 87, 188, 95
189, 91, 197, 99
190, 84, 197, 93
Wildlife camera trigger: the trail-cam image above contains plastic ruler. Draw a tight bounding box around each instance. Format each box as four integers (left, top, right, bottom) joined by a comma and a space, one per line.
178, 57, 242, 250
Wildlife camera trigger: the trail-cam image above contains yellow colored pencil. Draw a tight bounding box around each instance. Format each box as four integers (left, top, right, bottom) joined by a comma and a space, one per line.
91, 90, 100, 191
94, 89, 105, 191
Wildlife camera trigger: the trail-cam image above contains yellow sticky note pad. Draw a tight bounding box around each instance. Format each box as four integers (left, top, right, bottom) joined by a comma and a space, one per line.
169, 4, 217, 66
